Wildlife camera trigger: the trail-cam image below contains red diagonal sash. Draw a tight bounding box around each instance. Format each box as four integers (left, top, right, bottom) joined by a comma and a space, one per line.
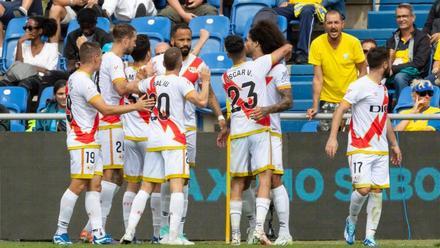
182, 57, 203, 85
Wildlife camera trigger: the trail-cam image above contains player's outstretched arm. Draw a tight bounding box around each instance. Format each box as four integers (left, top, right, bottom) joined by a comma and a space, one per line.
251, 88, 292, 120
113, 67, 152, 96
191, 29, 209, 56
90, 94, 154, 115
325, 100, 351, 158
386, 117, 402, 165
186, 68, 211, 107
270, 43, 293, 65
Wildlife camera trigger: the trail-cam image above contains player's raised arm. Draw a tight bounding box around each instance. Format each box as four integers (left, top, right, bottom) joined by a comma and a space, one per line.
90, 94, 154, 115
270, 43, 293, 65
325, 99, 351, 158
186, 67, 210, 107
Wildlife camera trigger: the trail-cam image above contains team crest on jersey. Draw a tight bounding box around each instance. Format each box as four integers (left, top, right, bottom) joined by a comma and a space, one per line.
188, 66, 197, 73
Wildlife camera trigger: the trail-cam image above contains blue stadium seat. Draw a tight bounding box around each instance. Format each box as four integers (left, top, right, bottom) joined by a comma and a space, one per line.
374, 0, 433, 11
368, 10, 428, 29
344, 28, 394, 46
191, 35, 224, 56
281, 120, 308, 132
290, 64, 314, 81
290, 99, 313, 112
242, 15, 288, 39
1, 17, 27, 73
10, 120, 25, 132
291, 81, 312, 100
130, 17, 172, 41
200, 52, 232, 73
0, 86, 28, 113
37, 86, 54, 113
301, 121, 319, 132
66, 17, 111, 37
189, 16, 230, 38
379, 4, 432, 11
197, 73, 226, 113
231, 0, 273, 36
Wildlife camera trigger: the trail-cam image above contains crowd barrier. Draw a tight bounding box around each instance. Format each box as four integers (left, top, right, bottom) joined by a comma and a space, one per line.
0, 132, 438, 240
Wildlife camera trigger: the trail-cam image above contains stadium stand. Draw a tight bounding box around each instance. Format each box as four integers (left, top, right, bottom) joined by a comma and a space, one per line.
37, 86, 54, 113
374, 0, 434, 11
344, 29, 393, 46
241, 15, 288, 39
0, 17, 27, 73
130, 16, 172, 41
200, 52, 232, 73
0, 86, 28, 113
189, 16, 230, 38
393, 85, 440, 113
231, 0, 273, 36
65, 17, 111, 38
367, 10, 428, 29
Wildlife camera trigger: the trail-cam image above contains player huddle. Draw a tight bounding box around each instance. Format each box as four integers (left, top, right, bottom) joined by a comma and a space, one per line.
52, 17, 403, 247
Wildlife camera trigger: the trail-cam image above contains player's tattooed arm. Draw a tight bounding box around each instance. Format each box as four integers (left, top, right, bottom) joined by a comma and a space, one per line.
325, 100, 351, 158
251, 88, 292, 120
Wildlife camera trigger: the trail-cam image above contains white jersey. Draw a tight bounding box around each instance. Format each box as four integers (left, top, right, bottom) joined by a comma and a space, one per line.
138, 75, 195, 151
343, 75, 389, 155
66, 70, 100, 149
223, 54, 273, 139
152, 53, 207, 130
98, 51, 126, 127
122, 66, 150, 140
266, 63, 291, 135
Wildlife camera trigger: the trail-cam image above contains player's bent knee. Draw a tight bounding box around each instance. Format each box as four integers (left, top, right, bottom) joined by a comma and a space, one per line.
69, 179, 89, 194
356, 187, 371, 196
127, 182, 140, 193
271, 175, 283, 188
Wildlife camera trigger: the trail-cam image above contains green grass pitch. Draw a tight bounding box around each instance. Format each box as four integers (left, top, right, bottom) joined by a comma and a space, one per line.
0, 240, 439, 247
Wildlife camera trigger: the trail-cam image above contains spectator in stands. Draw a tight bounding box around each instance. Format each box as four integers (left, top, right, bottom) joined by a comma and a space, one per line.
386, 3, 430, 102
34, 81, 67, 132
306, 10, 366, 131
158, 0, 217, 24
48, 0, 103, 41
253, 0, 327, 64
64, 8, 112, 73
16, 16, 59, 73
0, 0, 43, 55
322, 0, 345, 19
423, 0, 440, 44
362, 39, 377, 57
102, 0, 157, 22
395, 80, 440, 131
155, 42, 170, 55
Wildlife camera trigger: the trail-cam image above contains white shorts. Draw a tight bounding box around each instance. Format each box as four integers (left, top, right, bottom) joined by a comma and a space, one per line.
61, 6, 77, 24
348, 153, 390, 189
271, 134, 283, 175
230, 131, 273, 177
185, 130, 196, 167
124, 139, 148, 183
69, 147, 103, 179
143, 149, 190, 183
99, 127, 124, 170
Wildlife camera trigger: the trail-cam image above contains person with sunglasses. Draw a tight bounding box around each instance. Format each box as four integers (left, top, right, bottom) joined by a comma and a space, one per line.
16, 16, 59, 74
395, 80, 440, 131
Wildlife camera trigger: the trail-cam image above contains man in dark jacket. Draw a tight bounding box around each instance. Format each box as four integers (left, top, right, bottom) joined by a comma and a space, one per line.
64, 7, 112, 73
423, 0, 440, 44
386, 3, 430, 101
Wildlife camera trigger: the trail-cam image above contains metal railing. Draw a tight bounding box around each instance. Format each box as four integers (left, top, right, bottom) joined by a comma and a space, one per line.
1, 113, 440, 120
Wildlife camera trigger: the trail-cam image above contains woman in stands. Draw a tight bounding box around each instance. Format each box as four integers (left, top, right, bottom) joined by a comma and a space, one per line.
15, 16, 59, 73
34, 80, 67, 132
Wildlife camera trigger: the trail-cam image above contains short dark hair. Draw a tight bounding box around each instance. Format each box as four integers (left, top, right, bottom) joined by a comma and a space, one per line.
29, 16, 57, 37
131, 34, 151, 62
53, 80, 66, 95
397, 3, 414, 15
361, 39, 377, 46
225, 35, 244, 55
325, 10, 344, 22
113, 24, 136, 41
77, 8, 97, 25
171, 23, 191, 38
367, 47, 389, 69
79, 42, 101, 64
249, 20, 286, 54
164, 47, 182, 70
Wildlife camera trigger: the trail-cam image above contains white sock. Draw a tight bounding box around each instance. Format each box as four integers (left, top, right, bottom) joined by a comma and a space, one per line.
255, 198, 271, 232
366, 192, 382, 239
242, 187, 256, 229
151, 192, 162, 238
85, 191, 105, 239
100, 181, 119, 228
84, 221, 92, 232
169, 192, 184, 241
160, 182, 170, 229
230, 200, 242, 235
178, 185, 189, 236
349, 190, 368, 225
122, 191, 137, 229
56, 189, 79, 235
126, 190, 150, 235
272, 185, 290, 236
